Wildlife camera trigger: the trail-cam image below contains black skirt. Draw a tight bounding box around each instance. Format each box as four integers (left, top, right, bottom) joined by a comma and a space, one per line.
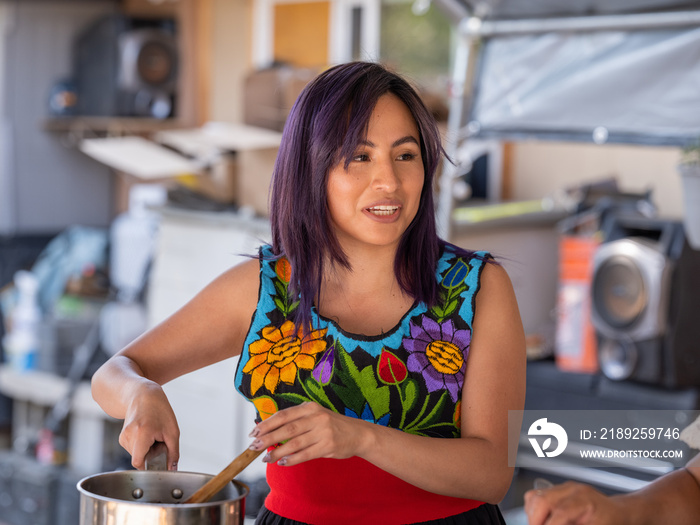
254, 502, 506, 525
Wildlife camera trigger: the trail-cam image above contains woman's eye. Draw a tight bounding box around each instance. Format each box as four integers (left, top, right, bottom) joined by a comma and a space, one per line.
397, 152, 417, 161
352, 153, 370, 162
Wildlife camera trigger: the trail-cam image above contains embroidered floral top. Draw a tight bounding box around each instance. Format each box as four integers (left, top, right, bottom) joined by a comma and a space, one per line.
234, 243, 490, 524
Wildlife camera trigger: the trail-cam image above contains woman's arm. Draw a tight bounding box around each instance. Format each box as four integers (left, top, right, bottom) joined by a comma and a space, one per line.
524, 453, 700, 525
250, 262, 527, 503
91, 258, 260, 469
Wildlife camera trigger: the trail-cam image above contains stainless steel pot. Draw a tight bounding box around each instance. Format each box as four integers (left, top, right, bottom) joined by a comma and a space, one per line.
77, 470, 249, 525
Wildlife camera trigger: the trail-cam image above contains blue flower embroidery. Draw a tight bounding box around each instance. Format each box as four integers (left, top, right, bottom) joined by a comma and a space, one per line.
345, 403, 390, 426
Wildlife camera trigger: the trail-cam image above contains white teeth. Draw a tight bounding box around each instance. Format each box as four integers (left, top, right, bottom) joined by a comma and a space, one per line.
368, 206, 399, 216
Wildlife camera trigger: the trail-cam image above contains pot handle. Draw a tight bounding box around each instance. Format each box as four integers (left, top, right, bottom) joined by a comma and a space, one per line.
144, 441, 168, 471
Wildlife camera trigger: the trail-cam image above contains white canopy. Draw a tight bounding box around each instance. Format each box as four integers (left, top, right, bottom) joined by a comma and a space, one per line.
434, 0, 700, 146
431, 0, 700, 236
444, 0, 699, 19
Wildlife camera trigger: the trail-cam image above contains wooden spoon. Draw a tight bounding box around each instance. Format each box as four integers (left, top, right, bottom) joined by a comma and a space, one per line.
184, 447, 264, 504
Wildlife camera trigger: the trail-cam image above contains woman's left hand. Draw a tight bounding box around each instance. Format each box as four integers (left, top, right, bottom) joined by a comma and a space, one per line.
247, 402, 369, 466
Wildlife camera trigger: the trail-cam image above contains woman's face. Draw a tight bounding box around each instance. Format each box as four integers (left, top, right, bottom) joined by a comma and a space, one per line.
326, 93, 425, 253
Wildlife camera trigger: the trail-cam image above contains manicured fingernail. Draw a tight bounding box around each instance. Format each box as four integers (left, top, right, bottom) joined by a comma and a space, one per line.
278, 456, 288, 466
262, 452, 271, 463
171, 462, 178, 471
249, 439, 262, 451
248, 427, 259, 438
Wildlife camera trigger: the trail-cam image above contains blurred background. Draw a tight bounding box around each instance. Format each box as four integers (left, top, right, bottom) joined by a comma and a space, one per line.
0, 0, 699, 523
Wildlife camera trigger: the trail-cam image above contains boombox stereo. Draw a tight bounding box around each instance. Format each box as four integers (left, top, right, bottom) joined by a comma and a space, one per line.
591, 215, 700, 388
73, 15, 178, 119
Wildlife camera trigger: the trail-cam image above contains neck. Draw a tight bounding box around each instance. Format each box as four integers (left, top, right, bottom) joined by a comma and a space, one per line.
323, 242, 404, 299
317, 242, 415, 335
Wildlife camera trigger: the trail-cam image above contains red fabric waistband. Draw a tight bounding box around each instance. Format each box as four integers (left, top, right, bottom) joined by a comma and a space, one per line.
264, 456, 483, 525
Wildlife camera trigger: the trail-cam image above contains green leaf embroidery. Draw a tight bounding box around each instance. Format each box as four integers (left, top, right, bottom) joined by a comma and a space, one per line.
452, 284, 468, 300
300, 376, 336, 411
421, 391, 448, 426
406, 391, 449, 433
359, 365, 390, 418
273, 297, 286, 313
401, 379, 418, 411
330, 382, 363, 417
277, 392, 312, 406
404, 393, 431, 430
398, 378, 419, 427
336, 341, 363, 384
442, 300, 458, 319
274, 279, 287, 297
432, 282, 468, 322
330, 342, 390, 421
431, 305, 446, 318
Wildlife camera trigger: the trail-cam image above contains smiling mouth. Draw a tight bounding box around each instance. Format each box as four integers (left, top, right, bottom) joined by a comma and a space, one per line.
367, 205, 400, 216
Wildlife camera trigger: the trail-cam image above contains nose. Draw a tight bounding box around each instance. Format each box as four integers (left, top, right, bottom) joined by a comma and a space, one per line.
371, 159, 399, 193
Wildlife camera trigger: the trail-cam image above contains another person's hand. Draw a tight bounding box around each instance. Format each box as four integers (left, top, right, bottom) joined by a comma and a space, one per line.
524, 481, 628, 525
248, 401, 368, 466
118, 381, 181, 471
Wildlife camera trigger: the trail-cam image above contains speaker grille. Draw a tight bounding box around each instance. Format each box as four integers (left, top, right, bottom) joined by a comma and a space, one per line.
593, 254, 647, 329
137, 41, 175, 86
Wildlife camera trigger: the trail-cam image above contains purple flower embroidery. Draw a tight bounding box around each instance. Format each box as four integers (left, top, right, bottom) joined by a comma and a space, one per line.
312, 343, 335, 384
403, 316, 471, 402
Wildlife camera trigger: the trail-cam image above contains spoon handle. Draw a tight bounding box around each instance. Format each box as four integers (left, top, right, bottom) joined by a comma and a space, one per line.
184, 448, 264, 504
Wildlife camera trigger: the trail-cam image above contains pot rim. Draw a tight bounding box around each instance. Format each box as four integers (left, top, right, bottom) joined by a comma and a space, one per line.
77, 470, 249, 508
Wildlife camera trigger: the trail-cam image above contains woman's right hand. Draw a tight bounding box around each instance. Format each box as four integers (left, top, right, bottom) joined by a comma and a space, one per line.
118, 381, 180, 471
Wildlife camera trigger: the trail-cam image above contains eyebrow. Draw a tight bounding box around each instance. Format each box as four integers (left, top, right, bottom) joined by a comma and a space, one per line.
359, 136, 420, 148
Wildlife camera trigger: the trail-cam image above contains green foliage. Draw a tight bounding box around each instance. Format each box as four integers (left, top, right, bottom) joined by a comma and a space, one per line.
380, 0, 452, 89
680, 141, 700, 167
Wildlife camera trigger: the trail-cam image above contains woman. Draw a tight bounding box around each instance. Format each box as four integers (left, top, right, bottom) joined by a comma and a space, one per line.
92, 61, 526, 524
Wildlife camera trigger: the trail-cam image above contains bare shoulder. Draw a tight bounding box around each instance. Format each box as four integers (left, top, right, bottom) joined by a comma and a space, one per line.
460, 257, 525, 445
203, 256, 261, 317
477, 260, 518, 305
471, 259, 525, 354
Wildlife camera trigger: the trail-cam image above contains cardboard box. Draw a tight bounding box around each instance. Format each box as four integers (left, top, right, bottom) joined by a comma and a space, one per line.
173, 153, 238, 205
243, 65, 319, 131
237, 148, 278, 216
155, 123, 282, 215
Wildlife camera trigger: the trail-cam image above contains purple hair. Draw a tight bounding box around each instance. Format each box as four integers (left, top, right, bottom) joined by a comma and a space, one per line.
269, 61, 456, 329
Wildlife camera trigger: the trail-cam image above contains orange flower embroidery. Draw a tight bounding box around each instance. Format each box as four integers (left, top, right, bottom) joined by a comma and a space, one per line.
243, 320, 327, 395
275, 257, 292, 283
252, 396, 278, 421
